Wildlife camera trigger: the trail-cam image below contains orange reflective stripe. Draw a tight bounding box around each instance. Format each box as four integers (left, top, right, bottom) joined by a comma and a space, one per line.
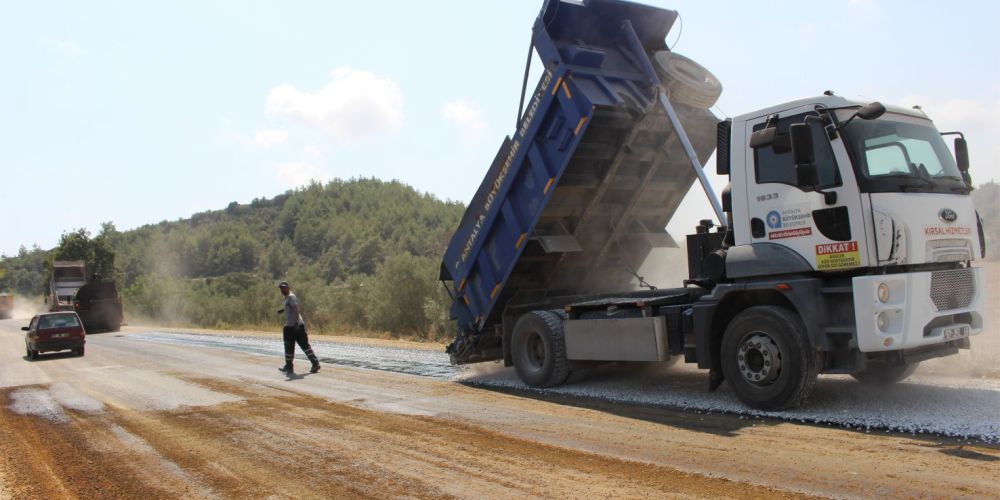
515, 233, 528, 249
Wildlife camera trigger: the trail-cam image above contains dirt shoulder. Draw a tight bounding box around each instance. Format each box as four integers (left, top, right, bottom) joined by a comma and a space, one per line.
0, 378, 813, 499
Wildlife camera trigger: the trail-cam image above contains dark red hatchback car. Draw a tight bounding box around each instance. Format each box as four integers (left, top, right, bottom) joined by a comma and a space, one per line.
23, 312, 86, 359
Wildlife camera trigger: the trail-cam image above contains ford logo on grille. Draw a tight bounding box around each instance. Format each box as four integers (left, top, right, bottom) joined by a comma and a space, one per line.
939, 208, 958, 223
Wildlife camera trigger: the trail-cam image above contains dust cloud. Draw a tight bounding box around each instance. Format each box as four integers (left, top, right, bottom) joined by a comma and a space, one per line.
131, 239, 194, 327
9, 296, 47, 322
455, 361, 509, 380
632, 245, 691, 290
921, 261, 1000, 379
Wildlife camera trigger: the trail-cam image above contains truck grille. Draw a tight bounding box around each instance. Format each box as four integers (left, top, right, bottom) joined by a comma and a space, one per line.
930, 269, 975, 311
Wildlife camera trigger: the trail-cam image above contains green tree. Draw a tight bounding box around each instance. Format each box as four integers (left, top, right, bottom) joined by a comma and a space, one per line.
53, 226, 117, 279
366, 253, 443, 338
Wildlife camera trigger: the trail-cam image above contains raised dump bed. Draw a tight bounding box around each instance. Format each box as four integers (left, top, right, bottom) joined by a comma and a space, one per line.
441, 0, 720, 363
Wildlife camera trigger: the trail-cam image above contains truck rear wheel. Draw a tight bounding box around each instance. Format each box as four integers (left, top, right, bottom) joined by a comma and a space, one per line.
511, 311, 570, 388
721, 306, 817, 410
851, 361, 918, 384
653, 51, 722, 109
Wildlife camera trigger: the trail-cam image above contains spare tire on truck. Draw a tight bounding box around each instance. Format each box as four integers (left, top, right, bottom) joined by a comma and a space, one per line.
511, 310, 571, 388
653, 51, 723, 109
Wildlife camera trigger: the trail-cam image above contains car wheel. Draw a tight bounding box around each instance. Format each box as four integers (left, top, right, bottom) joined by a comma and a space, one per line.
851, 361, 919, 384
721, 306, 818, 410
511, 310, 570, 388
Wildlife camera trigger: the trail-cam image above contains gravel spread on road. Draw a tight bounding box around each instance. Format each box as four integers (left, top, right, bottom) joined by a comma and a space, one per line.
130, 331, 1000, 444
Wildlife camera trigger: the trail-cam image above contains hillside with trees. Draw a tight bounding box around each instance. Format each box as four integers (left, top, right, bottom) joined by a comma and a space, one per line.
0, 178, 465, 340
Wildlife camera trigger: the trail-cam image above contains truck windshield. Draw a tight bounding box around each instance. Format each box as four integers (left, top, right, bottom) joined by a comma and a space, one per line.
841, 115, 968, 194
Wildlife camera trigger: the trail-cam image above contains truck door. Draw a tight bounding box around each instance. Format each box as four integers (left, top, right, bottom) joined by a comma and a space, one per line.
743, 109, 869, 271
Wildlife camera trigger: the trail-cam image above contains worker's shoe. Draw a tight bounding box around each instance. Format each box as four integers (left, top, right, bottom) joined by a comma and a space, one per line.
279, 364, 294, 374
310, 362, 321, 374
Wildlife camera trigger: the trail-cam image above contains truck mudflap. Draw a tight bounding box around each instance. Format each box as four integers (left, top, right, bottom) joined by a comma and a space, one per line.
853, 267, 985, 352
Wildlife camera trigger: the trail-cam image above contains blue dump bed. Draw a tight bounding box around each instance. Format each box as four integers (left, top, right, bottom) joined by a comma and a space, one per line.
441, 0, 719, 361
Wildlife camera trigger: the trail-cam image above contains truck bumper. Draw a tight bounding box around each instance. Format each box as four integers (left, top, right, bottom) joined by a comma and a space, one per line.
853, 267, 985, 353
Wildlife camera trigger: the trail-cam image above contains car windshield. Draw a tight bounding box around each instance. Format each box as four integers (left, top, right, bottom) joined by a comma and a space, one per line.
841, 114, 967, 193
39, 314, 80, 329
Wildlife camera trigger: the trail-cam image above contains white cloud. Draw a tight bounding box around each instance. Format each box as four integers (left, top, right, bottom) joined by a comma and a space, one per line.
898, 91, 1000, 183
441, 99, 488, 146
266, 67, 404, 143
252, 128, 289, 148
217, 118, 289, 149
275, 162, 328, 189
44, 39, 83, 58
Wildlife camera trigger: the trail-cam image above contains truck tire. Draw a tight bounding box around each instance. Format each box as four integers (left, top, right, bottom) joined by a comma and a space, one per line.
653, 51, 722, 109
721, 306, 817, 410
851, 361, 918, 384
511, 310, 571, 388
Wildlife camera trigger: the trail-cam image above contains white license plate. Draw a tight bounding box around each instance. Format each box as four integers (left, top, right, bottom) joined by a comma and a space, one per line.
53, 333, 68, 339
942, 325, 970, 341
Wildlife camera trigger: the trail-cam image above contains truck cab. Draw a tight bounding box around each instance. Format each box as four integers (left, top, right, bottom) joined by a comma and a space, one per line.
717, 95, 984, 360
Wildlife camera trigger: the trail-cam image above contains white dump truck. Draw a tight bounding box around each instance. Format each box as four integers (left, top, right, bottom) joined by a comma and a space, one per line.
441, 0, 986, 409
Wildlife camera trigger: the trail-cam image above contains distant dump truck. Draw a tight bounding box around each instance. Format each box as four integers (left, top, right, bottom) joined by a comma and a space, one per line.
0, 293, 13, 320
74, 278, 123, 332
49, 261, 87, 312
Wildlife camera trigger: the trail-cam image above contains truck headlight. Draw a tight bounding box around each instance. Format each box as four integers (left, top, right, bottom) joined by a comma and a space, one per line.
877, 283, 890, 303
877, 312, 890, 332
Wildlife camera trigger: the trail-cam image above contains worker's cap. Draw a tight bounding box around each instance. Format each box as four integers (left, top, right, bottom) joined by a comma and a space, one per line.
278, 281, 289, 288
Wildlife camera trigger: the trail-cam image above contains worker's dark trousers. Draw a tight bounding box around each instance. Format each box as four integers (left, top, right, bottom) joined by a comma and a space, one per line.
283, 325, 318, 367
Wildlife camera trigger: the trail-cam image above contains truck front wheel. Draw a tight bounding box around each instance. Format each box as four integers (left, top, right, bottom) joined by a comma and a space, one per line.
721, 306, 817, 410
851, 361, 918, 384
511, 311, 570, 388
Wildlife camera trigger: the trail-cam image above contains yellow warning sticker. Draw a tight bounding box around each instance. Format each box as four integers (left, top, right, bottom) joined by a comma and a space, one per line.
815, 241, 860, 270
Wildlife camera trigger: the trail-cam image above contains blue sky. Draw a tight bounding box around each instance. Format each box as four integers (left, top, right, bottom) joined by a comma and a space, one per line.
2, 0, 998, 257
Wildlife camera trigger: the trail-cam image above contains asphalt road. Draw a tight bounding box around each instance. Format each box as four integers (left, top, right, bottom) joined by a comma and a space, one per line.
1, 319, 998, 498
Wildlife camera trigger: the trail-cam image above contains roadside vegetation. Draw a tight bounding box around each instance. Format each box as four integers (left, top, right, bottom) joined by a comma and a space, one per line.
0, 178, 464, 341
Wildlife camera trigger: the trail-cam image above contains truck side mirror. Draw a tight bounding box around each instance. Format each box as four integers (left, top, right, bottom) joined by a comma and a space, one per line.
749, 127, 776, 149
790, 123, 816, 191
954, 137, 969, 173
